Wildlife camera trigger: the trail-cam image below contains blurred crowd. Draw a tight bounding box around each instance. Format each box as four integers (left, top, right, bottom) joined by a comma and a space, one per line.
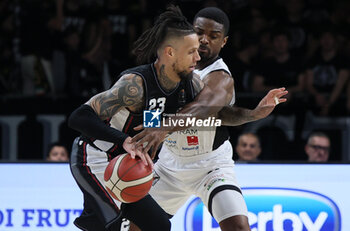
1, 0, 350, 116
1, 0, 350, 161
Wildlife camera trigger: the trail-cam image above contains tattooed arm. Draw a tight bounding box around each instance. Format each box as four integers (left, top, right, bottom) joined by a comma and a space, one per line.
68, 74, 153, 166
219, 88, 288, 126
87, 74, 144, 119
191, 73, 205, 96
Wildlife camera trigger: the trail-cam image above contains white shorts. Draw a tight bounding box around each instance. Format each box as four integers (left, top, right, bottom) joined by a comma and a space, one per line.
149, 141, 248, 223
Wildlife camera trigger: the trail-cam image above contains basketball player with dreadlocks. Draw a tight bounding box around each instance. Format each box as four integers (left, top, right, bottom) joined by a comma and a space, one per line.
132, 7, 288, 231
68, 6, 204, 231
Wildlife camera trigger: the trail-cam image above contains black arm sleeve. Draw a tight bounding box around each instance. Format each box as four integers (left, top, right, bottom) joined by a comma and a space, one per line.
68, 104, 128, 147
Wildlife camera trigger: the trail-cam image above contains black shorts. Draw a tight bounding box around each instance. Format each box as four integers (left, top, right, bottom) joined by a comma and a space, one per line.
70, 137, 171, 231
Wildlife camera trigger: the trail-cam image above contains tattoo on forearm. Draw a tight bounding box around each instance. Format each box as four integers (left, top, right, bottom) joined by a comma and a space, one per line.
91, 75, 144, 119
220, 107, 254, 126
192, 77, 203, 95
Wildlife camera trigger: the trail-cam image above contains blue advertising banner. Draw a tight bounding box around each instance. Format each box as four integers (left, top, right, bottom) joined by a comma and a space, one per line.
0, 163, 348, 231
170, 164, 348, 231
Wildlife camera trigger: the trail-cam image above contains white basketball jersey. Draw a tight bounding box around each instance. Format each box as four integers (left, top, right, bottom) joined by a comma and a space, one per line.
194, 58, 235, 106
162, 58, 235, 158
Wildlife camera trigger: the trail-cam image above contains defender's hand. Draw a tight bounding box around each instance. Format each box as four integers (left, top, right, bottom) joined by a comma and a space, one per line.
123, 137, 153, 168
253, 87, 288, 120
131, 125, 168, 159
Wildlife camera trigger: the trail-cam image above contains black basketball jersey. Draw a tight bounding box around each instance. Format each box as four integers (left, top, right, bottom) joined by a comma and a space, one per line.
82, 63, 196, 157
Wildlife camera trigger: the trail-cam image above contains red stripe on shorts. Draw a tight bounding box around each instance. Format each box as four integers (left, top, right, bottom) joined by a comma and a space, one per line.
82, 142, 120, 211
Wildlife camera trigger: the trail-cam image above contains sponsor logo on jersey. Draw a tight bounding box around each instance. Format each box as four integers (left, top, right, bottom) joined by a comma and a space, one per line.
143, 109, 161, 128
203, 172, 225, 191
184, 187, 341, 231
182, 146, 199, 151
178, 129, 198, 135
164, 138, 177, 148
187, 136, 199, 146
164, 138, 177, 149
165, 139, 177, 144
205, 178, 225, 191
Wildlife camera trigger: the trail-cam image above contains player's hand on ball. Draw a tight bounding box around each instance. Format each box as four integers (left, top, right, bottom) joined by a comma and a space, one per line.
131, 125, 168, 159
123, 137, 153, 168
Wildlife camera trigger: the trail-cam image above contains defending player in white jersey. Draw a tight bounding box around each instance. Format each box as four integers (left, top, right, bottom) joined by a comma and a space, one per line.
131, 7, 288, 231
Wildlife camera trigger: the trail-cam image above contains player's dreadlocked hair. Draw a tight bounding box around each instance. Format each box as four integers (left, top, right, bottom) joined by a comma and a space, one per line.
132, 5, 195, 64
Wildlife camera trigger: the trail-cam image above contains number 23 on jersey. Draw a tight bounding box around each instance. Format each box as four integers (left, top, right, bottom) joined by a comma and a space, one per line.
148, 97, 166, 112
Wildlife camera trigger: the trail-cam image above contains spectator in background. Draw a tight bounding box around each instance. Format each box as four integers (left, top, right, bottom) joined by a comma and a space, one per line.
277, 0, 315, 63
104, 0, 136, 71
305, 27, 350, 116
327, 1, 350, 57
252, 28, 305, 97
304, 132, 330, 162
252, 27, 306, 126
252, 28, 308, 147
227, 34, 259, 93
224, 4, 273, 61
0, 1, 20, 96
235, 132, 261, 161
250, 8, 274, 60
62, 0, 86, 33
303, 0, 330, 27
61, 26, 84, 96
0, 38, 20, 96
46, 142, 69, 162
19, 0, 59, 96
78, 5, 112, 97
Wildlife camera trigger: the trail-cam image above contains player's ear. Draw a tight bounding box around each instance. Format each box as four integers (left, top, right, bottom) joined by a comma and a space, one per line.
164, 46, 174, 58
222, 36, 228, 48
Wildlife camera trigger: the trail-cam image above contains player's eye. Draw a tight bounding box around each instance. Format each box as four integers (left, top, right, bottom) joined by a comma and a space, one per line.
195, 30, 203, 35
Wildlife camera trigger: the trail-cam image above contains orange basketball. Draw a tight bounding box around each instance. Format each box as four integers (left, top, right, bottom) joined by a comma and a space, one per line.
104, 153, 153, 203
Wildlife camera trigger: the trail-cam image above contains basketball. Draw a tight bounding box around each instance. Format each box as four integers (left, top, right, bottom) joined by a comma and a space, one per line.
104, 153, 153, 203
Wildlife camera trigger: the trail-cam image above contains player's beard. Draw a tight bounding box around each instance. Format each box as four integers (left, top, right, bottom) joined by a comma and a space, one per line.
198, 45, 212, 64
198, 50, 211, 65
172, 62, 193, 81
178, 70, 193, 81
